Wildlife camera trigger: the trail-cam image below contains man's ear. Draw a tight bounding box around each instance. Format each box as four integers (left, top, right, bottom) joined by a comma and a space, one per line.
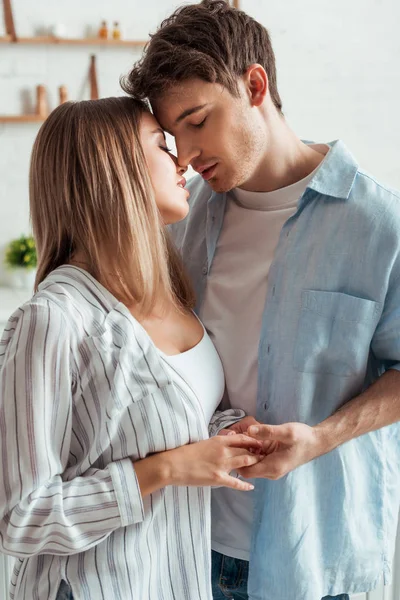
243, 64, 268, 107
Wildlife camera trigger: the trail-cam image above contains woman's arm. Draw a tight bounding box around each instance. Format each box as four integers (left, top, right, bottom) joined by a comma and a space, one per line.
134, 433, 263, 496
0, 300, 144, 559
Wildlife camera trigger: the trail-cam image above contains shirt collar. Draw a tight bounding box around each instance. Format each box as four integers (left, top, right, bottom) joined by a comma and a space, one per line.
208, 140, 359, 211
205, 139, 359, 266
306, 139, 359, 201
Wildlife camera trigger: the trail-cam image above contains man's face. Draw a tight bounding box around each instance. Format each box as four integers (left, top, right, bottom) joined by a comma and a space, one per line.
153, 78, 266, 193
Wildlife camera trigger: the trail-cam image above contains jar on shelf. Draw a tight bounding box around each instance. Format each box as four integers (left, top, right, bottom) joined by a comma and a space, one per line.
112, 22, 121, 40
98, 20, 108, 39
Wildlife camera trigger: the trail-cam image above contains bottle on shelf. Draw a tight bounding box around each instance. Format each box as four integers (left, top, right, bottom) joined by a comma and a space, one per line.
89, 55, 99, 100
112, 21, 121, 40
98, 20, 108, 40
36, 85, 49, 118
58, 85, 68, 105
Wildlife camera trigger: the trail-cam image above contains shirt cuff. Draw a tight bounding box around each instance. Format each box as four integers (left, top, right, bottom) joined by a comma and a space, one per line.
208, 409, 246, 437
108, 458, 145, 527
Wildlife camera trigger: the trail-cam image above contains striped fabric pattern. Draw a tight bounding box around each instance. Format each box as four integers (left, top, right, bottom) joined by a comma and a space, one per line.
0, 266, 243, 600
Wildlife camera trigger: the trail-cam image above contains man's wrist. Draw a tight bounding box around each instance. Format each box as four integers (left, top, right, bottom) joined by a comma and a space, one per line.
312, 420, 341, 457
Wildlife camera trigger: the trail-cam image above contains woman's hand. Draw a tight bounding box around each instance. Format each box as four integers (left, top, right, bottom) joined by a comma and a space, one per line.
218, 416, 260, 436
135, 434, 263, 495
165, 434, 263, 490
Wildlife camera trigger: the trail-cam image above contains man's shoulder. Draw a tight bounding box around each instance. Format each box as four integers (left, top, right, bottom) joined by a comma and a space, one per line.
351, 169, 400, 220
354, 169, 400, 202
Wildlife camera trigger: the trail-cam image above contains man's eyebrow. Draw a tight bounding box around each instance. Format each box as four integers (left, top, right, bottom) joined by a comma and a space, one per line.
175, 104, 208, 124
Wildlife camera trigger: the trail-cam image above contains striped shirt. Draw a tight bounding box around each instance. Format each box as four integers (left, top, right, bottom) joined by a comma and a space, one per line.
0, 265, 243, 600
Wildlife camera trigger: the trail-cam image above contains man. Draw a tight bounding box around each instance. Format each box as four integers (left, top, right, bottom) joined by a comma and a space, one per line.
122, 1, 400, 599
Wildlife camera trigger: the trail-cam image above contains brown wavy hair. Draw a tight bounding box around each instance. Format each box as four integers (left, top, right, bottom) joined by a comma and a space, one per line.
121, 0, 282, 113
29, 97, 195, 314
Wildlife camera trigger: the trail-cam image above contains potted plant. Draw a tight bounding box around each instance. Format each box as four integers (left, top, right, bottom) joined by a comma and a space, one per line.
5, 235, 37, 290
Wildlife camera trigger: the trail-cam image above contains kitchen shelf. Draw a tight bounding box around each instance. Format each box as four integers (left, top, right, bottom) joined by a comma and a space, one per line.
0, 35, 147, 47
0, 114, 45, 123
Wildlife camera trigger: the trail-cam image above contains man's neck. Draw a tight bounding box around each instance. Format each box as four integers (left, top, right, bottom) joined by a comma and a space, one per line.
240, 115, 326, 193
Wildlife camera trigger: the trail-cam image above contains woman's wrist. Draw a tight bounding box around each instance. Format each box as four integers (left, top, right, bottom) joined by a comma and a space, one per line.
133, 452, 175, 497
156, 448, 182, 486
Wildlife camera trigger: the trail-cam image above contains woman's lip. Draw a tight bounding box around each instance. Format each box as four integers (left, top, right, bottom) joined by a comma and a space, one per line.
177, 176, 190, 198
201, 164, 217, 181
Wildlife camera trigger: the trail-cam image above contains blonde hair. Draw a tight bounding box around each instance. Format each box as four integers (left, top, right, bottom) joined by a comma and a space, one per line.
29, 97, 195, 314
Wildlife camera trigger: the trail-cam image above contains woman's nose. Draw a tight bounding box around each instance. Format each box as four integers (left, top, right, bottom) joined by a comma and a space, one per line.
177, 163, 187, 176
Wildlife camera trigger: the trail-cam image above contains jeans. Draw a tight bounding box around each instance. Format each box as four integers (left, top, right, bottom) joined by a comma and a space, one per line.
55, 580, 74, 600
211, 550, 350, 600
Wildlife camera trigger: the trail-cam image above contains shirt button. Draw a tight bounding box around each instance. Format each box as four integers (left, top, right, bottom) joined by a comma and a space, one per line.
202, 267, 207, 275
267, 345, 271, 354
263, 402, 268, 411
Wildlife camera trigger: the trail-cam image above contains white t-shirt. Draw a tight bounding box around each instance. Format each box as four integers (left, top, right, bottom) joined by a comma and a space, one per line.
201, 160, 325, 560
160, 321, 225, 425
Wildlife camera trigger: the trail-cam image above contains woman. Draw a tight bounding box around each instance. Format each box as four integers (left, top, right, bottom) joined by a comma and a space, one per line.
0, 97, 262, 600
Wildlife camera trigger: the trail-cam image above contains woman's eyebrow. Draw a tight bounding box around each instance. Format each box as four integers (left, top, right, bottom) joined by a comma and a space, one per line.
151, 128, 166, 136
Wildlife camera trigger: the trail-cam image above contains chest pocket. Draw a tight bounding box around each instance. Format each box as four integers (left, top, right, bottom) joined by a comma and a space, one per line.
293, 290, 381, 376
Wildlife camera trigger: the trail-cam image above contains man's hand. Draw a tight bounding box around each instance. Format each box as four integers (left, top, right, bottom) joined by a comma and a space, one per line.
237, 422, 324, 480
218, 416, 260, 436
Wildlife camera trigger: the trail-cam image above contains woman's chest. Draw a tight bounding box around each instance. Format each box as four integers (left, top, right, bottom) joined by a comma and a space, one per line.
70, 303, 222, 466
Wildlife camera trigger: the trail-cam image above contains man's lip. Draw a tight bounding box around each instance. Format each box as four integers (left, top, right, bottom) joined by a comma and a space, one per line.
200, 164, 217, 181
195, 162, 217, 175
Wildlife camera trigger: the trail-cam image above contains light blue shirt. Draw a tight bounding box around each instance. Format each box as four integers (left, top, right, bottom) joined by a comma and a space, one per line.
170, 140, 400, 600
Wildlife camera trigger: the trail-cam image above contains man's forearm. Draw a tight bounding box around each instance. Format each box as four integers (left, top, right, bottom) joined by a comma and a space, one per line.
242, 369, 400, 480
314, 368, 400, 455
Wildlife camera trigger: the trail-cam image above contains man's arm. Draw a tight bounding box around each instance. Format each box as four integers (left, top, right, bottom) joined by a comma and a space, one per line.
240, 369, 400, 479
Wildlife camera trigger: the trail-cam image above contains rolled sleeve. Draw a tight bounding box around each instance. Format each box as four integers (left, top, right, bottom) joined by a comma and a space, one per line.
208, 409, 246, 437
108, 458, 145, 527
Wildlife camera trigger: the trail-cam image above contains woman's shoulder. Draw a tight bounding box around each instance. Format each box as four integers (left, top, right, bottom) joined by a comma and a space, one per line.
39, 264, 114, 309
1, 266, 171, 394
39, 267, 171, 388
0, 294, 73, 374
36, 265, 119, 335
36, 266, 163, 360
1, 265, 112, 345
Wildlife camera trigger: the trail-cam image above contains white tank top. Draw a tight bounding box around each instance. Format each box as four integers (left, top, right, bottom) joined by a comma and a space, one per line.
160, 321, 225, 424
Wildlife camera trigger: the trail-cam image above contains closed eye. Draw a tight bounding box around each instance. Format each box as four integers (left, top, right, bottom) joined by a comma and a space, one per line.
160, 145, 172, 153
192, 117, 207, 129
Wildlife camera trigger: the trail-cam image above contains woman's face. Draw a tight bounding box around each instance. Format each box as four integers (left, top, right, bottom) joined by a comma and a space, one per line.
140, 112, 190, 225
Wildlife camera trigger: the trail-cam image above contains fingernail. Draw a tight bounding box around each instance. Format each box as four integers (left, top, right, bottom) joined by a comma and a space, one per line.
249, 426, 259, 435
247, 484, 254, 490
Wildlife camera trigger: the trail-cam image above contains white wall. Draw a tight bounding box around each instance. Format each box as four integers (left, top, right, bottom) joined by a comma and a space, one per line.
0, 0, 399, 284
246, 0, 400, 187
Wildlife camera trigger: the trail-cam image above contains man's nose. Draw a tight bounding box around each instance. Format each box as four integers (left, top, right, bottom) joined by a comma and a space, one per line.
176, 138, 200, 171
170, 153, 187, 176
